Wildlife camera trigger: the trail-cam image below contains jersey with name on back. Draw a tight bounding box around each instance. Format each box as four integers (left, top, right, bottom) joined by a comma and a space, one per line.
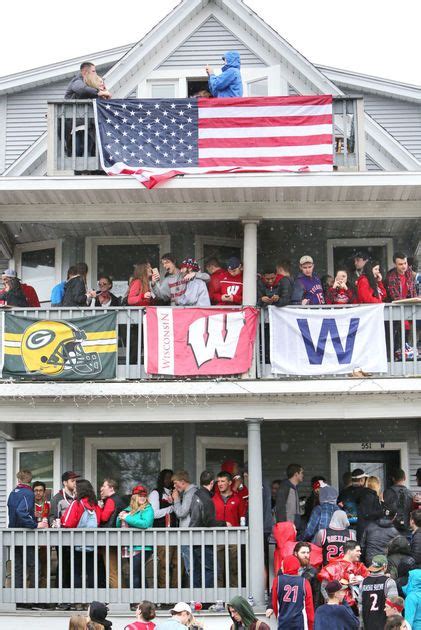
361, 574, 388, 630
277, 573, 307, 629
322, 527, 355, 565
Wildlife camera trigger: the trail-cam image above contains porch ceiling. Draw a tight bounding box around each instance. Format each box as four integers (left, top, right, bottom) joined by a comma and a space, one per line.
0, 172, 421, 221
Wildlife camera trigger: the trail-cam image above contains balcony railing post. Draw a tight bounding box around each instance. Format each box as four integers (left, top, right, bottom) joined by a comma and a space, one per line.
355, 97, 366, 171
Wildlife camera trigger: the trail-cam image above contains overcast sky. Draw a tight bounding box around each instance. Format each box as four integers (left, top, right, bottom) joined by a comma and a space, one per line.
1, 0, 420, 86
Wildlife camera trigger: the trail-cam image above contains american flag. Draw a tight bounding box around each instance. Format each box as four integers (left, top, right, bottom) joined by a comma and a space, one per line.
94, 95, 333, 189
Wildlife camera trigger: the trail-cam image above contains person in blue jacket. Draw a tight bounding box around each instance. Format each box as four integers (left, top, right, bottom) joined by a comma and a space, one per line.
7, 469, 38, 588
403, 568, 421, 629
206, 51, 243, 97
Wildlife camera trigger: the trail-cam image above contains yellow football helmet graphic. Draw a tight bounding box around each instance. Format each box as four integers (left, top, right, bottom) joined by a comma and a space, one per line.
21, 320, 101, 376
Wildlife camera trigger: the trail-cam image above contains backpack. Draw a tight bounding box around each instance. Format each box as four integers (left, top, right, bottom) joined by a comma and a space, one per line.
75, 503, 97, 552
342, 497, 358, 525
50, 281, 65, 306
394, 488, 408, 530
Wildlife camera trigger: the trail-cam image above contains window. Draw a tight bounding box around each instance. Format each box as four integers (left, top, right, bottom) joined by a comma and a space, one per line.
247, 78, 268, 97
84, 437, 173, 495
7, 439, 61, 500
150, 83, 176, 99
196, 436, 247, 481
326, 238, 393, 276
194, 236, 243, 269
187, 78, 210, 97
15, 240, 62, 304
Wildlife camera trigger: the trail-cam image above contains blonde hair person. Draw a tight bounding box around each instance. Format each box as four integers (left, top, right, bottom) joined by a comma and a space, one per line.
68, 616, 87, 630
186, 611, 204, 630
84, 72, 110, 98
367, 475, 382, 498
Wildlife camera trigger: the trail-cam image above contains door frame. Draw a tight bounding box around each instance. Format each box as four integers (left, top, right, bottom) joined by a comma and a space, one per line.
196, 435, 248, 482
6, 438, 61, 497
84, 436, 173, 491
330, 441, 409, 490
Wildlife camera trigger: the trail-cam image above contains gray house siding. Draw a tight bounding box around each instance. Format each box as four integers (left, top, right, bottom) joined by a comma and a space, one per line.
158, 16, 266, 68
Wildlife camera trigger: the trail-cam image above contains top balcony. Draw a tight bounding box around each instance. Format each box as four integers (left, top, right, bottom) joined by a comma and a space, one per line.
46, 96, 366, 177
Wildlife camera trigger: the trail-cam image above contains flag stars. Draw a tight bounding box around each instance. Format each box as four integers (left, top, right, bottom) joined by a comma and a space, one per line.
122, 103, 127, 109
154, 103, 160, 109
187, 103, 192, 109
138, 118, 143, 123
171, 103, 176, 109
137, 104, 143, 109
146, 110, 152, 116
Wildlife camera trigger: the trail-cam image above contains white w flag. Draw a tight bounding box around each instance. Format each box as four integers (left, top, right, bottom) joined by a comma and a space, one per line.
269, 305, 388, 375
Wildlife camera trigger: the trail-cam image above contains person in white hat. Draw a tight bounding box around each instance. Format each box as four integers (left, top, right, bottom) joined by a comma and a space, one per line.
158, 602, 192, 630
291, 255, 325, 305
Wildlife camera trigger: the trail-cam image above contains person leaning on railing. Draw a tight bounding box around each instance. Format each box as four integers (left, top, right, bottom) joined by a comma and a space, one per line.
117, 484, 154, 588
356, 259, 387, 304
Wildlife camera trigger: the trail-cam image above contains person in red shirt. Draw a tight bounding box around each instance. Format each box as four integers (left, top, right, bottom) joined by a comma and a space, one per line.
125, 600, 156, 630
205, 258, 227, 305
356, 260, 387, 304
326, 270, 356, 305
213, 470, 244, 587
318, 540, 369, 610
33, 480, 50, 588
220, 459, 248, 514
1, 269, 40, 307
61, 478, 102, 588
212, 257, 243, 305
128, 262, 154, 306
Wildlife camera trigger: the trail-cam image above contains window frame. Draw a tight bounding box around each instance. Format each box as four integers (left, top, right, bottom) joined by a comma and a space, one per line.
84, 436, 173, 492
326, 237, 394, 276
194, 235, 243, 267
7, 438, 61, 497
246, 76, 269, 97
142, 79, 180, 99
14, 239, 63, 304
195, 436, 248, 483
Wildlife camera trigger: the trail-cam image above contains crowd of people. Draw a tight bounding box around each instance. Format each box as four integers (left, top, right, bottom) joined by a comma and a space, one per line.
7, 460, 421, 628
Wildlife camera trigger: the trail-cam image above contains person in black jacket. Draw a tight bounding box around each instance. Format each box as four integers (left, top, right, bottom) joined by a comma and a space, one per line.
190, 470, 226, 588
383, 469, 413, 533
98, 478, 125, 589
61, 262, 89, 307
387, 535, 412, 580
357, 475, 383, 538
360, 508, 400, 566
410, 509, 421, 566
0, 276, 28, 307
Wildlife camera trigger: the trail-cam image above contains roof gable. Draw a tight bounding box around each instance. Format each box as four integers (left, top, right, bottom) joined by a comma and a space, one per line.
158, 14, 266, 68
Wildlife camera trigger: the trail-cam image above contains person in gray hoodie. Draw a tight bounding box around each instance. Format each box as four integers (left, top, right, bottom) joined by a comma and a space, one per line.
151, 253, 210, 305
172, 470, 198, 578
177, 258, 211, 307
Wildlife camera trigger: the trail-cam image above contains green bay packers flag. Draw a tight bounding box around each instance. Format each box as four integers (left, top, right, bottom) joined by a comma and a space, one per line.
1, 313, 117, 380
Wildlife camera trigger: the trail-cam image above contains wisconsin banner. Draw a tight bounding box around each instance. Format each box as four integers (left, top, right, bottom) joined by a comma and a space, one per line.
144, 307, 258, 376
269, 305, 388, 375
1, 313, 117, 380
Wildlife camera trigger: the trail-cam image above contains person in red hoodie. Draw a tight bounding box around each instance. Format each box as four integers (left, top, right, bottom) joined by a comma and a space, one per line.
205, 258, 227, 305
267, 555, 314, 630
212, 257, 243, 305
61, 478, 102, 588
318, 540, 369, 610
213, 470, 244, 587
356, 260, 387, 304
326, 270, 356, 305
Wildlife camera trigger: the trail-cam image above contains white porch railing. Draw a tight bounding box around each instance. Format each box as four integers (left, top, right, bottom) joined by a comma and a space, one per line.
47, 96, 366, 175
0, 527, 248, 608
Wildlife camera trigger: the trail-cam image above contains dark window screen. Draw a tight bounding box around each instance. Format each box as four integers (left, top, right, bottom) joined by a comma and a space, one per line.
203, 245, 242, 268
97, 244, 160, 282
333, 245, 388, 275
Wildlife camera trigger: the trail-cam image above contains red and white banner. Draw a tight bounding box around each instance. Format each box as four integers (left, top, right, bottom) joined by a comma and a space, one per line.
144, 307, 258, 376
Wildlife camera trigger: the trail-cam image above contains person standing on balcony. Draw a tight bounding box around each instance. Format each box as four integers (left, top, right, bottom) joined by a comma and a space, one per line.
212, 257, 244, 305
177, 258, 211, 307
356, 260, 387, 304
326, 270, 356, 305
0, 274, 28, 307
117, 485, 155, 588
171, 471, 198, 579
128, 263, 154, 307
213, 470, 243, 587
61, 262, 90, 306
149, 469, 178, 589
205, 258, 226, 305
64, 62, 111, 100
275, 463, 304, 532
386, 252, 417, 302
349, 251, 369, 291
7, 469, 43, 589
291, 256, 325, 305
206, 51, 243, 98
1, 268, 40, 307
151, 253, 210, 306
88, 276, 120, 307
33, 480, 50, 588
98, 478, 125, 589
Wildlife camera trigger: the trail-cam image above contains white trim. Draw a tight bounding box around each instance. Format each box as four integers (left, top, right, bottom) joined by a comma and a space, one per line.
194, 235, 243, 266
145, 79, 180, 99
84, 436, 173, 491
6, 438, 61, 498
14, 238, 63, 304
196, 436, 248, 481
330, 441, 409, 490
326, 237, 394, 276
85, 235, 171, 290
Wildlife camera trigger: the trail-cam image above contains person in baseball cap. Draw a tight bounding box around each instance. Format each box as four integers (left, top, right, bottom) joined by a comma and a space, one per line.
1, 268, 18, 279
131, 484, 148, 497
157, 602, 192, 630
292, 255, 325, 306
368, 554, 388, 572
61, 471, 80, 483
88, 600, 112, 628
314, 580, 358, 628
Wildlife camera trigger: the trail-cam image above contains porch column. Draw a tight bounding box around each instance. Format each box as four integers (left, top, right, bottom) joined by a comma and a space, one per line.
246, 417, 265, 607
242, 219, 259, 306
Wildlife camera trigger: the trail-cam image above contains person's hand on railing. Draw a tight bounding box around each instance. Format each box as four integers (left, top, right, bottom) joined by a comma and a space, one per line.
226, 521, 232, 527
301, 298, 310, 305
265, 609, 273, 618
37, 520, 48, 529
98, 89, 112, 99
221, 294, 234, 303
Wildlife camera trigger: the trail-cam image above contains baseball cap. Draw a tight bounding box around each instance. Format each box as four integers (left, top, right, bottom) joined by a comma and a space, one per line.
227, 256, 241, 270
325, 580, 347, 594
299, 255, 313, 265
351, 468, 367, 480
368, 554, 387, 572
2, 268, 17, 278
171, 602, 192, 615
132, 484, 148, 497
89, 601, 112, 628
61, 471, 80, 482
354, 251, 369, 260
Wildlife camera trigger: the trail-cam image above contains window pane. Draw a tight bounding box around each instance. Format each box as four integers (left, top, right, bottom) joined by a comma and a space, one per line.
19, 450, 54, 499
97, 244, 160, 297
150, 84, 176, 98
248, 78, 268, 97
203, 244, 242, 268
97, 449, 161, 498
21, 247, 55, 303
333, 245, 388, 275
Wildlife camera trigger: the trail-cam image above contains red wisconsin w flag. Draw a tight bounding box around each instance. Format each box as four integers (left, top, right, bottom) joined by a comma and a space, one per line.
144, 307, 258, 375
